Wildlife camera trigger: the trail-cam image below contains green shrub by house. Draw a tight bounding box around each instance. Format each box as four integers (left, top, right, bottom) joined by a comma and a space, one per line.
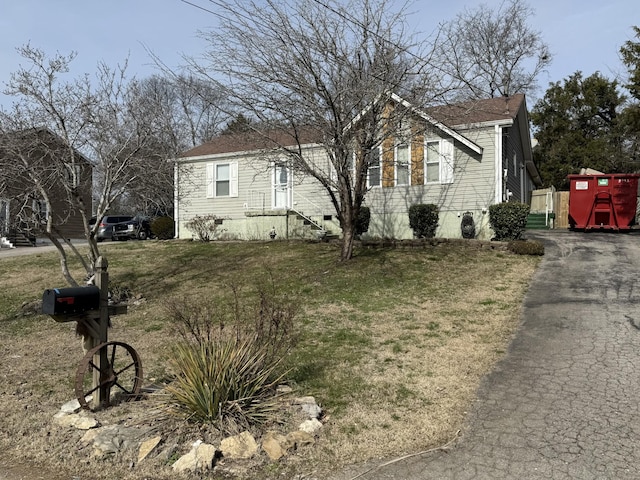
185, 214, 225, 242
355, 206, 371, 236
151, 216, 175, 240
408, 204, 439, 238
489, 202, 530, 241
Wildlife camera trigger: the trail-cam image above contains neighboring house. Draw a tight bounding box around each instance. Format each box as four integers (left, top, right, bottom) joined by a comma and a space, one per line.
174, 94, 542, 241
0, 129, 92, 245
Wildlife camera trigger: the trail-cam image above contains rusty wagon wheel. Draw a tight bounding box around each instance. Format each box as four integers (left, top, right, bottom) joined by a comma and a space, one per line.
75, 341, 143, 410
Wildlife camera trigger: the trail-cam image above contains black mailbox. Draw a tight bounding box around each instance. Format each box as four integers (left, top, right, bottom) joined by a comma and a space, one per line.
42, 286, 100, 316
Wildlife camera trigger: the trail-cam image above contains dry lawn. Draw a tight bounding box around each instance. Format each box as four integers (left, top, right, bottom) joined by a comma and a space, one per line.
0, 240, 540, 479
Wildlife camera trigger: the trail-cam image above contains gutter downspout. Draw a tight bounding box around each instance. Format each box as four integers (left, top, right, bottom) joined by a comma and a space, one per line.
495, 124, 503, 204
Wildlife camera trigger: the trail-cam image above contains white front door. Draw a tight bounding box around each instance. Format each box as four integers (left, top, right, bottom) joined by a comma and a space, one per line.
273, 163, 291, 209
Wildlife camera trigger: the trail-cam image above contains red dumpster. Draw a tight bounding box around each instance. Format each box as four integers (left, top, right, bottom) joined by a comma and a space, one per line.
567, 173, 640, 231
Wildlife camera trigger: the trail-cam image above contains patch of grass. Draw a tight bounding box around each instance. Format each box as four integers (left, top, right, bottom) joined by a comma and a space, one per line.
479, 299, 497, 306
0, 239, 541, 480
143, 323, 163, 333
395, 384, 416, 402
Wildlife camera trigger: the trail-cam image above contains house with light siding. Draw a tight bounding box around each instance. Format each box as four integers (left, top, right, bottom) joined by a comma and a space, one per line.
174, 94, 541, 241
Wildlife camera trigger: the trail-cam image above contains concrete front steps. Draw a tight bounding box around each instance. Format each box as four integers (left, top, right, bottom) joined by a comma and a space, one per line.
0, 236, 15, 249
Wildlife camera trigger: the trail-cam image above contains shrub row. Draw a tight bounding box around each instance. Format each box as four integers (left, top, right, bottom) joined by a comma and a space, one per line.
181, 201, 533, 244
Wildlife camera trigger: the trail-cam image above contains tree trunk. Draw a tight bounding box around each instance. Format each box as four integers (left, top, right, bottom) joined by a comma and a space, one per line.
340, 223, 356, 261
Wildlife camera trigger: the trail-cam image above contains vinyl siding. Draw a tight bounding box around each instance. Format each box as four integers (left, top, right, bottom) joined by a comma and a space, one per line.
364, 127, 497, 239
176, 113, 526, 241
176, 146, 336, 240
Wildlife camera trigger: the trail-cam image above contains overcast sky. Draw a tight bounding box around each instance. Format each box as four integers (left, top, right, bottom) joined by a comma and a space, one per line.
0, 0, 637, 109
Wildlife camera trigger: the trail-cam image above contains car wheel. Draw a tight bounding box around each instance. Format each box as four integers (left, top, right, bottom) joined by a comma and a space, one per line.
137, 230, 148, 241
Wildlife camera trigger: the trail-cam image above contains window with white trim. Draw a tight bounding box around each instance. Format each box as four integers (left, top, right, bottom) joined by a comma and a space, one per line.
367, 146, 382, 188
425, 141, 440, 183
425, 139, 455, 185
206, 161, 238, 198
396, 143, 410, 186
216, 164, 230, 196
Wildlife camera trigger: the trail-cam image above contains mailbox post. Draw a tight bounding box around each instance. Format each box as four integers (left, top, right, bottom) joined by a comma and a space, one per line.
42, 255, 142, 411
94, 256, 110, 409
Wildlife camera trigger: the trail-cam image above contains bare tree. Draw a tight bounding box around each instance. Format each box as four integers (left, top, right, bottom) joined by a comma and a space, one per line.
0, 127, 93, 285
0, 45, 156, 285
186, 0, 438, 260
114, 74, 230, 216
436, 0, 551, 100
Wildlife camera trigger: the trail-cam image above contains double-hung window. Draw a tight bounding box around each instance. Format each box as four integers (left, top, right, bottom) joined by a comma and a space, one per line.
425, 141, 440, 183
425, 138, 455, 185
206, 161, 238, 198
216, 164, 230, 196
367, 146, 382, 188
395, 143, 410, 186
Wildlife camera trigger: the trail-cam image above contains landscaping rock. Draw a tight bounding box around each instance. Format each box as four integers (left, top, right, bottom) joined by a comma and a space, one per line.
220, 431, 259, 459
299, 418, 323, 434
293, 396, 322, 419
91, 425, 148, 457
261, 431, 291, 460
287, 430, 315, 448
138, 435, 162, 462
53, 412, 99, 430
80, 429, 101, 445
60, 399, 82, 414
172, 440, 217, 473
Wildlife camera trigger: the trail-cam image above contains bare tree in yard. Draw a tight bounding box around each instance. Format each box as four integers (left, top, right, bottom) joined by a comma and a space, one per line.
0, 45, 156, 285
436, 0, 551, 100
186, 0, 438, 260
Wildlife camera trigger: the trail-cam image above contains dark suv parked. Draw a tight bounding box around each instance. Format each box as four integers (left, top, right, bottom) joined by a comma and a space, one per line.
112, 216, 152, 241
90, 215, 134, 242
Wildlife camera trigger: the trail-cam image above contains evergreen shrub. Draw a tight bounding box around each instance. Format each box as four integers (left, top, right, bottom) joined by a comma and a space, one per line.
164, 282, 297, 430
408, 204, 439, 238
488, 202, 530, 241
355, 206, 371, 236
151, 216, 175, 240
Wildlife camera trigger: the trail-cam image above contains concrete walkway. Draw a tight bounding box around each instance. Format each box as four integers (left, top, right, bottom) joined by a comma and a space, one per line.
333, 231, 640, 479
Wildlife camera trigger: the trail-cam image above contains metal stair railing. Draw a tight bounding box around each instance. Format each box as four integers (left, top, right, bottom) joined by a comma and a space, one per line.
289, 208, 325, 232
291, 191, 329, 234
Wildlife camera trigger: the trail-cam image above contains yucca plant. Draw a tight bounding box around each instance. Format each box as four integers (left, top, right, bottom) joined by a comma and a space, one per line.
166, 336, 286, 429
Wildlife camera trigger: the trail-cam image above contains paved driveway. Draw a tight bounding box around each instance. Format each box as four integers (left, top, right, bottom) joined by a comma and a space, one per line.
334, 231, 640, 479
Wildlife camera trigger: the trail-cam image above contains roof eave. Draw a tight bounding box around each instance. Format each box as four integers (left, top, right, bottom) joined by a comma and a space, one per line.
176, 142, 323, 162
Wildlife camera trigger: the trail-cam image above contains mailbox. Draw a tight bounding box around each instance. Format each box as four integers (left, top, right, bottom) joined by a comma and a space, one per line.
42, 286, 100, 316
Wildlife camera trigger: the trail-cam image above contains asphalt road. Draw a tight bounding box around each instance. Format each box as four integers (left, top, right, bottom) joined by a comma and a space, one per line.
333, 230, 640, 479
